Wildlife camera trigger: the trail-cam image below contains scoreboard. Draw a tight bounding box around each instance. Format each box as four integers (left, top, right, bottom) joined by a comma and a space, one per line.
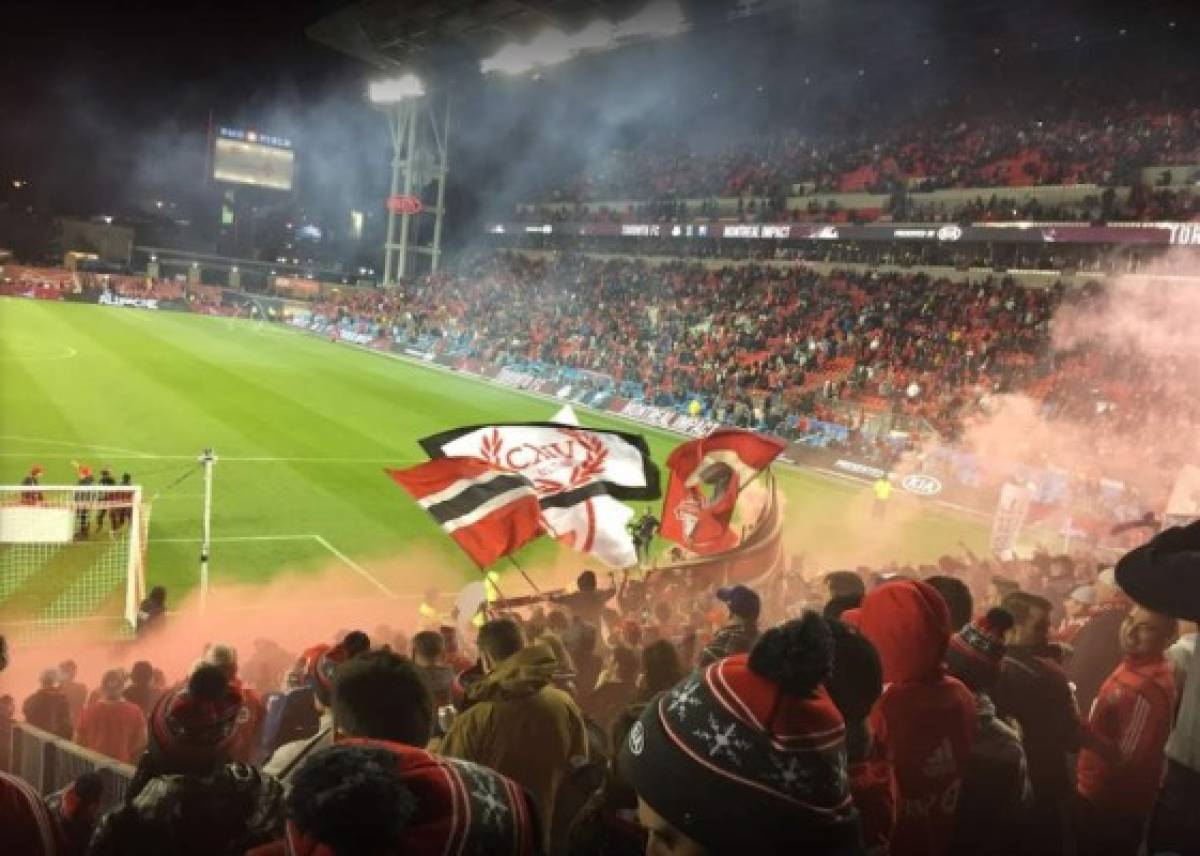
212, 127, 294, 191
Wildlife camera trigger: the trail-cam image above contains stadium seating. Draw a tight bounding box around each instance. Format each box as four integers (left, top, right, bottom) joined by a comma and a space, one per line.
519, 105, 1200, 224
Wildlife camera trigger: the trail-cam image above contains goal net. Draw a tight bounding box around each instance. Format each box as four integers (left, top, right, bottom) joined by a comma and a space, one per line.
0, 484, 147, 639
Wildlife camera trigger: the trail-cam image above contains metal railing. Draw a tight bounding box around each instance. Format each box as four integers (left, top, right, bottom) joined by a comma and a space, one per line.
10, 722, 135, 814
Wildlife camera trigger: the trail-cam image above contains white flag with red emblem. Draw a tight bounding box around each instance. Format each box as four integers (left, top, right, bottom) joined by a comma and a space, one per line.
420, 422, 660, 568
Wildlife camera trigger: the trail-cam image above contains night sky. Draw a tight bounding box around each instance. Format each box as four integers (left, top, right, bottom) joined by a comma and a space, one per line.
1, 0, 358, 214
2, 0, 1197, 236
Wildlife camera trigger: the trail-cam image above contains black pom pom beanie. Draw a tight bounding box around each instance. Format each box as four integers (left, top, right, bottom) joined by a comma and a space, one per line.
620, 613, 862, 854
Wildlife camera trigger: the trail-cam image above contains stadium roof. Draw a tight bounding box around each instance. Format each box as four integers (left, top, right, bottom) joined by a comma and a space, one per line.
307, 0, 679, 75
304, 0, 744, 77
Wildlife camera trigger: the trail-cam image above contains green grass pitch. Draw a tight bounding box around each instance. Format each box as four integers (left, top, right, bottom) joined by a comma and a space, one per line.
0, 298, 990, 622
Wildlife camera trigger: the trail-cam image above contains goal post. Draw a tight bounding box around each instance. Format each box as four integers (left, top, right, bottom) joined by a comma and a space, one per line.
0, 484, 148, 637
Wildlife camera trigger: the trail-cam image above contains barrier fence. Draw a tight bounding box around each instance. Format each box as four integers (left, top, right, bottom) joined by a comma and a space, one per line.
10, 722, 135, 814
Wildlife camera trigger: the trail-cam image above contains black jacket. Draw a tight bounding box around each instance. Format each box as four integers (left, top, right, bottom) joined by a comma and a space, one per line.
88, 762, 284, 856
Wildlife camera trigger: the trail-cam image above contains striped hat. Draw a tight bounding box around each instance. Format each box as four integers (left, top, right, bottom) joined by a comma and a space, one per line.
285, 740, 539, 856
149, 665, 243, 768
291, 643, 349, 706
946, 608, 1014, 691
620, 613, 861, 853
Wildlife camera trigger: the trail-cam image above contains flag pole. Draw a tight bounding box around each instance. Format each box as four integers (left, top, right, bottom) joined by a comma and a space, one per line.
505, 554, 542, 595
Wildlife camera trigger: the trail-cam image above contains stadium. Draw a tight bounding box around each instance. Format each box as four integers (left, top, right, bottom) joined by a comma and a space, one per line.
1, 1, 1199, 854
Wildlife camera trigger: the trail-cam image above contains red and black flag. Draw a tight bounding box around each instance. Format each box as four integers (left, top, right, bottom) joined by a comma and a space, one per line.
419, 422, 660, 568
660, 429, 786, 555
386, 457, 544, 569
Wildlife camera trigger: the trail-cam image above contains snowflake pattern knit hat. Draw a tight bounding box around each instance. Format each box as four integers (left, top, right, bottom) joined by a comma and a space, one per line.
619, 612, 861, 854
945, 607, 1014, 692
285, 739, 539, 856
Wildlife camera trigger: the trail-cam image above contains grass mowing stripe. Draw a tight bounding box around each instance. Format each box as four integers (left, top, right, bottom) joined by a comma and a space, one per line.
0, 544, 62, 600
37, 545, 126, 622
0, 538, 115, 619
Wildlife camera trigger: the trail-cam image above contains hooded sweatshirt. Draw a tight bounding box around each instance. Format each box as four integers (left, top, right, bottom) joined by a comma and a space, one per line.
855, 580, 976, 856
439, 643, 588, 839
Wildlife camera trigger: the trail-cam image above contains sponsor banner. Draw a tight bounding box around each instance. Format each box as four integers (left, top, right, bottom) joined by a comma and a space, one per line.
901, 473, 943, 496
339, 330, 375, 345
488, 221, 1189, 246
494, 367, 546, 390
608, 401, 720, 438
833, 459, 887, 481
99, 293, 158, 310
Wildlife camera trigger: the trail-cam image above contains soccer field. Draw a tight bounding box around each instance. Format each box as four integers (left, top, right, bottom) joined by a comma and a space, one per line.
0, 298, 990, 623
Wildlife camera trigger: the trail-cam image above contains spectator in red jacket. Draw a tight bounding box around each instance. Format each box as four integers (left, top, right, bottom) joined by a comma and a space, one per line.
1076, 605, 1178, 856
853, 580, 976, 856
203, 643, 266, 765
76, 669, 147, 764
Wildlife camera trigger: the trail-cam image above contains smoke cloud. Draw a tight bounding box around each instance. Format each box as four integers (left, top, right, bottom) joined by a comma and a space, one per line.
957, 250, 1200, 512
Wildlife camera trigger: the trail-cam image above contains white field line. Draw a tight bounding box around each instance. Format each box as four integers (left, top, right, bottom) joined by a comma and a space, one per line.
0, 449, 423, 464
0, 434, 155, 459
311, 533, 398, 598
3, 592, 424, 627
148, 532, 399, 599
148, 534, 319, 543
0, 345, 78, 362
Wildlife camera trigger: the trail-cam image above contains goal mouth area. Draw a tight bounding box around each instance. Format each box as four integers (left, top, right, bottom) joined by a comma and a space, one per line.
0, 484, 146, 641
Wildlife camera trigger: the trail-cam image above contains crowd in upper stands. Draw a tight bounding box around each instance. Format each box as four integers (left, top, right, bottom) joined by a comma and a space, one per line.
522, 72, 1200, 229
3, 521, 1199, 856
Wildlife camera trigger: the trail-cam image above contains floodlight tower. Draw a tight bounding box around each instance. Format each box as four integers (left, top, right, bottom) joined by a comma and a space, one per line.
369, 75, 452, 284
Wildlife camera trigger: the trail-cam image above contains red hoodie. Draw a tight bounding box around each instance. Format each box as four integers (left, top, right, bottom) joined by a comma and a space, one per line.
856, 580, 977, 856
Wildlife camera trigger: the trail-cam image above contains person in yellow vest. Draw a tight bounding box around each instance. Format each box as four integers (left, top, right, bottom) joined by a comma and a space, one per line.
872, 473, 893, 521
688, 399, 702, 418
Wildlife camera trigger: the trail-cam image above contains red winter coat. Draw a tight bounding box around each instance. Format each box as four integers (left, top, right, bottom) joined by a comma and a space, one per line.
855, 580, 976, 856
76, 698, 147, 764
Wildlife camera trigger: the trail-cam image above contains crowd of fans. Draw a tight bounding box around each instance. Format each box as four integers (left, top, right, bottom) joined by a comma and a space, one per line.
304, 252, 1200, 518
3, 523, 1199, 855
532, 101, 1200, 213
321, 253, 1062, 437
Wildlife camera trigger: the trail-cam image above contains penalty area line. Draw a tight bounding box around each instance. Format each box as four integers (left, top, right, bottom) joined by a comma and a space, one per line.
148, 533, 399, 599
311, 533, 398, 599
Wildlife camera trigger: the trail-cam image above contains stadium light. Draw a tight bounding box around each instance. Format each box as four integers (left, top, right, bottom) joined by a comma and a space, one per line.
368, 74, 425, 104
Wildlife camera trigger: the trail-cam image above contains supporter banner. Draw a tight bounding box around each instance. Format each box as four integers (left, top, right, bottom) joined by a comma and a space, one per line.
487, 221, 1189, 246
991, 481, 1034, 556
